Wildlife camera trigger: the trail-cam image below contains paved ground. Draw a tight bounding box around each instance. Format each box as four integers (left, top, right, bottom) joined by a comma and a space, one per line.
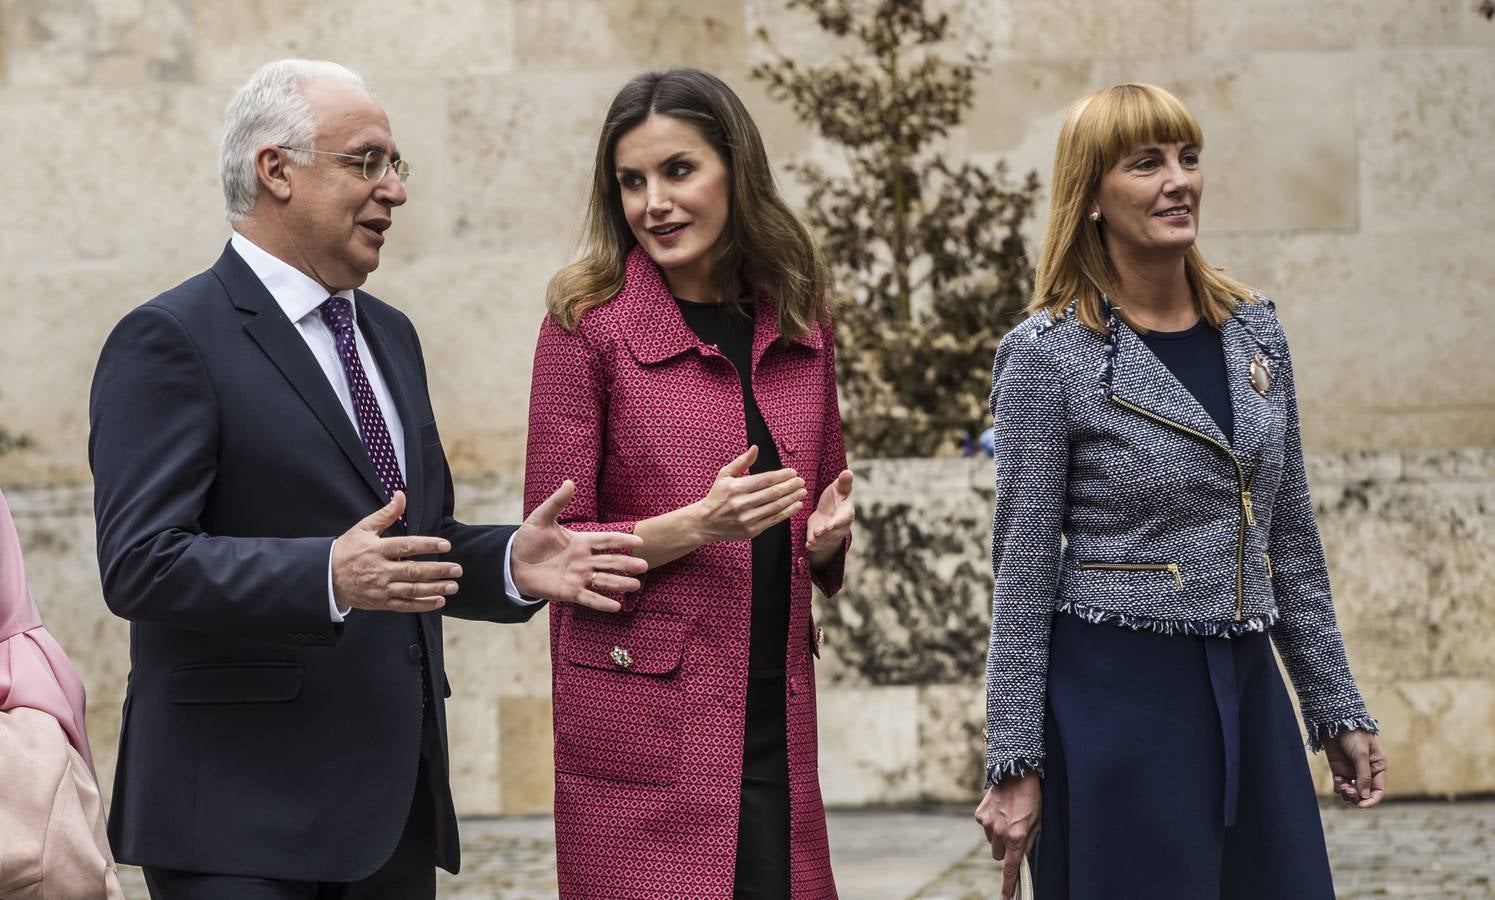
117, 799, 1494, 898
913, 800, 1495, 899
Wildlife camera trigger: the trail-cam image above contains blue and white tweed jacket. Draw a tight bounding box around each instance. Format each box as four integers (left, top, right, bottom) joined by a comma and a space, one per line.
984, 296, 1378, 784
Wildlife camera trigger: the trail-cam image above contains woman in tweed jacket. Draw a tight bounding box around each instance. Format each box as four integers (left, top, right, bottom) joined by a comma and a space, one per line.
975, 83, 1388, 900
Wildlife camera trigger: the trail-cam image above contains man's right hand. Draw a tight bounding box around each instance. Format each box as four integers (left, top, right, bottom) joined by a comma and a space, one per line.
331, 491, 460, 613
975, 772, 1042, 900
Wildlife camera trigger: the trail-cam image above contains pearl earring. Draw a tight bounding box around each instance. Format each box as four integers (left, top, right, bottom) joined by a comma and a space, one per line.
1089, 211, 1102, 223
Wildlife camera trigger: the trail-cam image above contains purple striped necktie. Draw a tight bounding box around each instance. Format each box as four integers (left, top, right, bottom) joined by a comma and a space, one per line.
319, 296, 407, 509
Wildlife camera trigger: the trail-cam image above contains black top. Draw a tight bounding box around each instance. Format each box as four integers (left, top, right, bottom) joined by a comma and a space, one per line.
675, 298, 792, 675
1141, 318, 1234, 445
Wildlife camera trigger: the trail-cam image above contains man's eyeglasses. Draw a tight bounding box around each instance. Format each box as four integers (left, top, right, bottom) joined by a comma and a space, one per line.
277, 146, 411, 183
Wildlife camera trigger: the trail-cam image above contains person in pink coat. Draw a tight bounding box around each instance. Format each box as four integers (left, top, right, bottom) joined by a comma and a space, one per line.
524, 68, 855, 898
0, 488, 124, 899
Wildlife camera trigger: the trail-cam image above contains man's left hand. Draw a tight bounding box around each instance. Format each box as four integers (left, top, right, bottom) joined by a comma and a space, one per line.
512, 480, 646, 613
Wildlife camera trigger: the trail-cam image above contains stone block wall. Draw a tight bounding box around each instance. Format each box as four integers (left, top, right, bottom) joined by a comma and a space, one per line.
2, 1, 1493, 485
1, 0, 1492, 816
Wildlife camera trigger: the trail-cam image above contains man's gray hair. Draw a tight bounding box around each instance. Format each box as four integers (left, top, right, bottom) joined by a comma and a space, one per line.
220, 59, 367, 222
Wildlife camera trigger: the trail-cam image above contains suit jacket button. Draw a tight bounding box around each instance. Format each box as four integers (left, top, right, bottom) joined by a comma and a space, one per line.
407, 642, 422, 663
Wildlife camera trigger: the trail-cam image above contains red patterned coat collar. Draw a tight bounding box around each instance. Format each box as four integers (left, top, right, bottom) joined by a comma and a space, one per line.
617, 245, 825, 367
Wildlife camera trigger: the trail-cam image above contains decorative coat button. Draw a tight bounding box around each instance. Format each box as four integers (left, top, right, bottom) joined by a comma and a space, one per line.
610, 646, 633, 669
406, 642, 422, 663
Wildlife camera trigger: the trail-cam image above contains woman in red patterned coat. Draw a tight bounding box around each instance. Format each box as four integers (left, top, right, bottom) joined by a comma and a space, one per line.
523, 69, 855, 899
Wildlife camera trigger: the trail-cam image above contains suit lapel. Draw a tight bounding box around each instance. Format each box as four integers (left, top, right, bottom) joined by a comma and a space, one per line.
214, 246, 388, 507
1107, 319, 1231, 448
1219, 315, 1272, 474
357, 302, 427, 531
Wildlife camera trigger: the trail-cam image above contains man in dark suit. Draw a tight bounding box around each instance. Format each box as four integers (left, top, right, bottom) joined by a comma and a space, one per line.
88, 59, 642, 898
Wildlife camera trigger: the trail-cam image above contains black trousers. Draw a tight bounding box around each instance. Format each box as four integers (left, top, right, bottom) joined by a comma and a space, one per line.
144, 719, 439, 900
732, 672, 791, 899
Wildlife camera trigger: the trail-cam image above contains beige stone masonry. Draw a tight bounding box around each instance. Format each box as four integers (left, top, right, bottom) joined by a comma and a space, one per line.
194, 1, 517, 83
1357, 48, 1495, 235
1192, 0, 1495, 54
3, 1, 1493, 484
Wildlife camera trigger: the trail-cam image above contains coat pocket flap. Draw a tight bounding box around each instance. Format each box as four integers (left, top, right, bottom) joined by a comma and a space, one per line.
564, 611, 687, 676
170, 662, 304, 704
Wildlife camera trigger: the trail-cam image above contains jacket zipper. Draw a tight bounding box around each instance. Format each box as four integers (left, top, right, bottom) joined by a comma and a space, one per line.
1078, 561, 1183, 590
1110, 396, 1252, 620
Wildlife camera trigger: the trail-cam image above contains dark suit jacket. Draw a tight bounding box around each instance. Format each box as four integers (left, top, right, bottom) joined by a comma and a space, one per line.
88, 244, 540, 881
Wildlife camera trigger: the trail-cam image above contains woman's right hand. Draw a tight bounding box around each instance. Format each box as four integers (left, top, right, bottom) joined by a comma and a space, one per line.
975, 772, 1042, 900
691, 446, 806, 543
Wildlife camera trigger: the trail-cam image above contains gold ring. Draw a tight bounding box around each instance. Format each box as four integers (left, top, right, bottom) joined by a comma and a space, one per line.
587, 570, 598, 590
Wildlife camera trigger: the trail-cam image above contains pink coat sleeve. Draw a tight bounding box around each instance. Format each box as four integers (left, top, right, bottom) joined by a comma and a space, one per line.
524, 316, 645, 608
809, 316, 851, 597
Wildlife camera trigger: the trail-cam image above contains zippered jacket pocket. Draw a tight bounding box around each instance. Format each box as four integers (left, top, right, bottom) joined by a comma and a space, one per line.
1077, 561, 1183, 591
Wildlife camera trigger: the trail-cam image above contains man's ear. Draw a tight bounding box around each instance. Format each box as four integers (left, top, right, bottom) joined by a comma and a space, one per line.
255, 145, 293, 202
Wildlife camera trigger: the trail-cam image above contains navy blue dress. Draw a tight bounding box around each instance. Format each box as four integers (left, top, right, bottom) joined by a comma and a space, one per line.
1031, 320, 1336, 899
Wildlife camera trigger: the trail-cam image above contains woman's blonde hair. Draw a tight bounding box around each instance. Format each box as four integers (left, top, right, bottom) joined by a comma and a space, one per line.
546, 68, 828, 339
1030, 82, 1254, 333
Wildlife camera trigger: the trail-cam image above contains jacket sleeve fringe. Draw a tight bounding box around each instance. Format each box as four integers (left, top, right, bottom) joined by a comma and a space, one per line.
1304, 714, 1381, 753
985, 753, 1046, 786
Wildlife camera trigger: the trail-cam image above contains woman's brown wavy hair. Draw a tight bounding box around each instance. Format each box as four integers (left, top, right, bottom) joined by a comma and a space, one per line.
1031, 82, 1255, 333
546, 68, 829, 339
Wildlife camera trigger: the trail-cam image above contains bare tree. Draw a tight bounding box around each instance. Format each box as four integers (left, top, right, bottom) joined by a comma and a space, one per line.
754, 0, 1040, 457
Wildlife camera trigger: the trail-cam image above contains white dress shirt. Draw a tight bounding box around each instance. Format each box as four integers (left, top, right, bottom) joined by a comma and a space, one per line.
228, 233, 528, 619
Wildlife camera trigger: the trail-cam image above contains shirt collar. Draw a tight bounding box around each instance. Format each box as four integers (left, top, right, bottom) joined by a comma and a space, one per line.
229, 231, 356, 325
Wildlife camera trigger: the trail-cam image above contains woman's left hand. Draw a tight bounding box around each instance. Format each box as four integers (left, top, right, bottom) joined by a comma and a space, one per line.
1323, 729, 1388, 809
805, 469, 854, 570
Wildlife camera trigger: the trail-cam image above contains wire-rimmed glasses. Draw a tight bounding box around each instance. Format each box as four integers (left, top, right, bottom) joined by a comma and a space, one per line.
276, 145, 411, 183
